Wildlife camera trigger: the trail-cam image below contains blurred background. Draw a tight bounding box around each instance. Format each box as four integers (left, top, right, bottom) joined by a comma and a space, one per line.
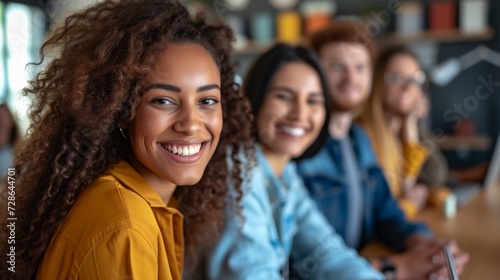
0, 0, 499, 173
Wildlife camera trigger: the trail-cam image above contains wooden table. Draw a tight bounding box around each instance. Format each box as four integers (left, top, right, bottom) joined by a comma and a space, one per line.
417, 181, 500, 280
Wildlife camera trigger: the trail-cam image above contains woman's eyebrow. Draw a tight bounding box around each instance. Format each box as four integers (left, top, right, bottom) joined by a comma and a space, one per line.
269, 86, 322, 97
268, 86, 295, 94
308, 92, 324, 98
146, 83, 180, 92
197, 84, 221, 92
145, 83, 221, 93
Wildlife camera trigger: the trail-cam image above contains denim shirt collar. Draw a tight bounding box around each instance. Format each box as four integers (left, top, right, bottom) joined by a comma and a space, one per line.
298, 125, 378, 179
255, 145, 297, 206
327, 126, 375, 168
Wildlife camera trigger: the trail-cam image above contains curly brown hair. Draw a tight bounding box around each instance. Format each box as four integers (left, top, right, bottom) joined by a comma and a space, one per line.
0, 0, 254, 279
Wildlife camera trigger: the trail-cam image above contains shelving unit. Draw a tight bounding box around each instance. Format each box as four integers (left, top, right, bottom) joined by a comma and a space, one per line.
380, 27, 494, 44
233, 27, 494, 55
437, 135, 492, 151
234, 41, 274, 56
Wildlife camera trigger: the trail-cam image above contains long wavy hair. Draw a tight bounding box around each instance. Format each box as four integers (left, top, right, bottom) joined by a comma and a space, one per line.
357, 46, 421, 193
243, 44, 331, 160
0, 1, 254, 279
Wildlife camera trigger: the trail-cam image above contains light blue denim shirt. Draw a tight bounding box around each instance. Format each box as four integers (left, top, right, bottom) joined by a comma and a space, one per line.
208, 145, 383, 280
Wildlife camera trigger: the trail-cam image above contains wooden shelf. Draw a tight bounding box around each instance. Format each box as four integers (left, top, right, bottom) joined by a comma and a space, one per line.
233, 27, 494, 55
233, 37, 305, 55
233, 41, 273, 55
437, 135, 492, 151
378, 27, 494, 44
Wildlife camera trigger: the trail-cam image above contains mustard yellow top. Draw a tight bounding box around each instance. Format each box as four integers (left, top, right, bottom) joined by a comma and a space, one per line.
362, 125, 428, 219
37, 161, 184, 280
396, 142, 428, 218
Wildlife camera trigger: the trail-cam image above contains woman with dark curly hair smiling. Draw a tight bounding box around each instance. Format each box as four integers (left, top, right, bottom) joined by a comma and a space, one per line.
0, 0, 254, 279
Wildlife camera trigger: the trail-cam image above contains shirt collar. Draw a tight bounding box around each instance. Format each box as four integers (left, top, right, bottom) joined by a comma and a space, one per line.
107, 160, 178, 209
255, 145, 295, 202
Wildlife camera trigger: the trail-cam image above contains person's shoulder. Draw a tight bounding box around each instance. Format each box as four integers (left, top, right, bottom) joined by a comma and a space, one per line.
296, 137, 337, 176
284, 161, 302, 182
86, 173, 156, 218
350, 124, 380, 166
54, 174, 159, 252
242, 163, 269, 201
297, 138, 330, 164
350, 124, 371, 144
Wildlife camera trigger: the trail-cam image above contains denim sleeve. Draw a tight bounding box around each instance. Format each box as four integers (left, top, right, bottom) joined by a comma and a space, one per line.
370, 167, 432, 251
289, 179, 383, 280
207, 168, 284, 280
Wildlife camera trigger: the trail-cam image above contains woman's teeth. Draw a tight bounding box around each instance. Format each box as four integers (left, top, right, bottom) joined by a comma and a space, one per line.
163, 144, 201, 156
280, 125, 306, 136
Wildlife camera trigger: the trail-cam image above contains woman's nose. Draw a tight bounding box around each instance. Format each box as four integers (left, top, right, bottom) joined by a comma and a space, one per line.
172, 104, 202, 135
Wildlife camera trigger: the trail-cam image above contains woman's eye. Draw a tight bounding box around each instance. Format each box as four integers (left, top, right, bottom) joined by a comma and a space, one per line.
329, 63, 344, 71
152, 98, 174, 105
395, 75, 406, 85
308, 98, 324, 105
199, 98, 219, 105
275, 93, 291, 101
356, 64, 367, 73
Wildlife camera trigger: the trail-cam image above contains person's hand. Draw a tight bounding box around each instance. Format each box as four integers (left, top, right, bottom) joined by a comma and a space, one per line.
415, 95, 430, 120
399, 96, 422, 143
404, 182, 429, 211
388, 238, 445, 280
426, 239, 470, 279
398, 237, 470, 280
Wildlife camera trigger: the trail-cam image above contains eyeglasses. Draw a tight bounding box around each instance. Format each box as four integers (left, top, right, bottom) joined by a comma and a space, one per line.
384, 71, 427, 88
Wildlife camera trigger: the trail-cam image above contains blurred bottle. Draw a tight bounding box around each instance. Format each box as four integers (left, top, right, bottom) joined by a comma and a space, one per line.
300, 0, 336, 35
276, 10, 301, 44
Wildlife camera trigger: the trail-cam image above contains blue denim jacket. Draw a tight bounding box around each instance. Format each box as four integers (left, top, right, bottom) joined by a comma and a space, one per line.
297, 125, 431, 252
208, 145, 383, 280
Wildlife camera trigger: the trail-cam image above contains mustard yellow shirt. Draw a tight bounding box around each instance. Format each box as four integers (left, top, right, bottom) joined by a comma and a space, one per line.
37, 161, 184, 280
361, 124, 428, 219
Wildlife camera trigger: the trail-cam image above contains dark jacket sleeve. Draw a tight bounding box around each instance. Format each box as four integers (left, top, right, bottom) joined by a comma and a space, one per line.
354, 125, 432, 251
369, 166, 432, 252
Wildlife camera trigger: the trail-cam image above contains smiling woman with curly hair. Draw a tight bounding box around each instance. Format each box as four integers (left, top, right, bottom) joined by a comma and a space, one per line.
0, 1, 254, 279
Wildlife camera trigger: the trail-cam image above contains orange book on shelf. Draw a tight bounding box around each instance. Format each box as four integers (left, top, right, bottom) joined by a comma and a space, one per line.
300, 0, 335, 35
305, 14, 331, 34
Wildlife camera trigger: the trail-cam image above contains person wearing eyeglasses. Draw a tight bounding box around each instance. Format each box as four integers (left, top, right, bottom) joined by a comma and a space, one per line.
296, 27, 469, 280
356, 45, 438, 218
